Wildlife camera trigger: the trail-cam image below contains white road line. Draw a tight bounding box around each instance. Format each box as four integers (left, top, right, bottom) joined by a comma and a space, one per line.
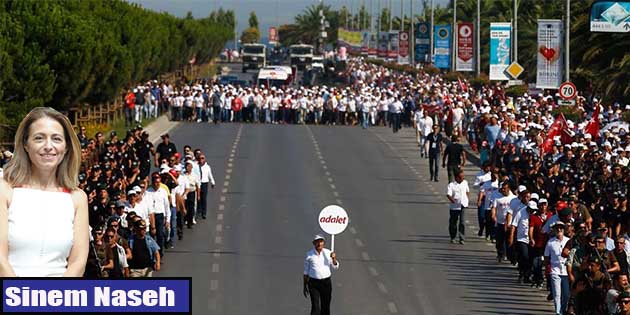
388, 302, 398, 313
369, 267, 379, 276
226, 169, 232, 174
213, 253, 220, 258
349, 227, 357, 234
219, 204, 225, 211
328, 178, 333, 182
212, 263, 219, 273
333, 191, 339, 197
224, 181, 230, 187
225, 174, 231, 180
322, 165, 327, 170
228, 158, 233, 162
377, 282, 388, 294
320, 160, 325, 164
217, 213, 224, 221
215, 236, 223, 244
216, 224, 223, 232
465, 220, 470, 224
220, 196, 226, 202
336, 199, 343, 204
228, 163, 233, 167
330, 184, 336, 189
325, 171, 331, 176
221, 188, 228, 193
355, 239, 364, 247
210, 280, 218, 291
361, 252, 370, 260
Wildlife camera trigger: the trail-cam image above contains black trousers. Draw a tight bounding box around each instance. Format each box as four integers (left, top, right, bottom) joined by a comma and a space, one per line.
515, 241, 532, 278
495, 224, 507, 258
308, 277, 332, 315
449, 209, 465, 241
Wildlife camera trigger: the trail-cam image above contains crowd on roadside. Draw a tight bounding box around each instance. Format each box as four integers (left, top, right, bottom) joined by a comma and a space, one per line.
71, 124, 214, 278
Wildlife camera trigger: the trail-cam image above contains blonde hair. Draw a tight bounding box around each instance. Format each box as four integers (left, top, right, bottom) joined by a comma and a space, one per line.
3, 107, 81, 190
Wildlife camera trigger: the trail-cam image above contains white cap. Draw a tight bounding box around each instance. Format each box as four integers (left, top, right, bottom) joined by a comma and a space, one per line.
127, 190, 137, 196
133, 186, 142, 193
313, 234, 326, 241
530, 193, 540, 200
527, 201, 538, 210
518, 185, 528, 193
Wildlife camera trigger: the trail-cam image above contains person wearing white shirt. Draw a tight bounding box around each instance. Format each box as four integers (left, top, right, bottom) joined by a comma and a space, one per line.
446, 170, 469, 244
391, 98, 404, 133
419, 111, 434, 158
183, 161, 200, 228
414, 109, 424, 146
511, 201, 536, 283
303, 235, 339, 315
145, 173, 171, 256
130, 188, 152, 233
491, 181, 516, 262
196, 154, 215, 220
544, 221, 570, 315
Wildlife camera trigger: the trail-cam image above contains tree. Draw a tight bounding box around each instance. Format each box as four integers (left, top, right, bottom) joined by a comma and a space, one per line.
241, 27, 260, 44
379, 8, 391, 31
248, 11, 259, 30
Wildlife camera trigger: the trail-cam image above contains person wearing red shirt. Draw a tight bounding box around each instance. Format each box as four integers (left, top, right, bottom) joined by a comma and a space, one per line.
124, 89, 136, 127
232, 95, 243, 123
529, 198, 550, 288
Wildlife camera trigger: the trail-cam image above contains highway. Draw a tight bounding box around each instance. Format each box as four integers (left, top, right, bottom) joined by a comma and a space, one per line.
157, 113, 554, 314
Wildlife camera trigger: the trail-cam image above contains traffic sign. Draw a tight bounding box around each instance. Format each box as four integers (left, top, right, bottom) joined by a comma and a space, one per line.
558, 99, 576, 106
559, 81, 577, 100
318, 205, 349, 252
505, 62, 524, 79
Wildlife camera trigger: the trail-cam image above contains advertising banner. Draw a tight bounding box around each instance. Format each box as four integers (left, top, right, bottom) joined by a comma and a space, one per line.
377, 32, 389, 58
590, 1, 630, 32
387, 31, 399, 59
414, 22, 430, 63
489, 22, 511, 80
433, 25, 451, 69
536, 20, 564, 89
268, 27, 278, 45
398, 31, 409, 64
337, 28, 363, 53
361, 31, 370, 55
456, 22, 474, 71
368, 32, 377, 57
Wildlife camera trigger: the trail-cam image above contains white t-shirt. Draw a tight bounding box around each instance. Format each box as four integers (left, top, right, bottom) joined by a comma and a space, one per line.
544, 236, 569, 276
482, 180, 499, 210
447, 180, 470, 210
511, 207, 530, 243
492, 192, 516, 224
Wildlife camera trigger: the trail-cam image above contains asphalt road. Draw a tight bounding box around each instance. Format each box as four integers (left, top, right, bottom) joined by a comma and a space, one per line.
156, 121, 554, 315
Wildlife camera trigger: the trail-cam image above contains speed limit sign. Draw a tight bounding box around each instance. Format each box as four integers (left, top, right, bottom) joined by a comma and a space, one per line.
559, 82, 577, 100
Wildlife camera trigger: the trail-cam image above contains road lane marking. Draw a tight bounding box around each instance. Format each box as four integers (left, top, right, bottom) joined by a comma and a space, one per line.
369, 267, 379, 276
219, 204, 225, 211
322, 165, 327, 170
355, 239, 364, 247
330, 184, 336, 189
377, 282, 388, 294
335, 199, 343, 204
224, 181, 230, 187
325, 171, 331, 176
388, 302, 398, 313
222, 188, 228, 193
333, 191, 339, 197
226, 169, 232, 173
212, 263, 219, 273
216, 224, 223, 232
228, 163, 233, 168
349, 227, 357, 234
225, 174, 231, 180
220, 196, 226, 202
328, 177, 333, 182
215, 236, 222, 244
217, 213, 223, 220
361, 252, 370, 260
210, 280, 218, 291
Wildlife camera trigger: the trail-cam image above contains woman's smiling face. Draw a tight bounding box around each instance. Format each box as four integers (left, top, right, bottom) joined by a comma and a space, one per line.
25, 117, 67, 172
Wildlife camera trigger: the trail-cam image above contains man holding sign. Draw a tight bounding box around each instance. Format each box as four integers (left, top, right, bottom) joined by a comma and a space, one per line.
303, 234, 339, 315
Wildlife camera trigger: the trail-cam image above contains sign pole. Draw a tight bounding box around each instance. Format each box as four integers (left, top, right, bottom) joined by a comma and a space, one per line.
331, 234, 335, 252
565, 0, 570, 81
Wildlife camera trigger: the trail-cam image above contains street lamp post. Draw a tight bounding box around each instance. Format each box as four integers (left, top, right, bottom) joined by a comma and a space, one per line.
453, 0, 457, 71
476, 0, 480, 76
513, 0, 518, 63
429, 0, 434, 63
565, 0, 570, 81
410, 0, 415, 66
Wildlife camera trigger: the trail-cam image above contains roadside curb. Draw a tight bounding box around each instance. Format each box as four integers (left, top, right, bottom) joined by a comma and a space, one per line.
145, 115, 180, 144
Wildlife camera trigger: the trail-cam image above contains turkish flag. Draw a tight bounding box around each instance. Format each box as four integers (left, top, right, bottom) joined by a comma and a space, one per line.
458, 78, 468, 92
584, 105, 601, 140
541, 113, 572, 154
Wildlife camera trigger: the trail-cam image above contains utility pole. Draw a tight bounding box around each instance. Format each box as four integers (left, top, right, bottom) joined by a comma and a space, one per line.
401, 0, 405, 32
410, 0, 415, 66
429, 0, 434, 63
476, 0, 480, 76
389, 0, 393, 31
454, 0, 458, 70
565, 0, 570, 81
513, 0, 518, 62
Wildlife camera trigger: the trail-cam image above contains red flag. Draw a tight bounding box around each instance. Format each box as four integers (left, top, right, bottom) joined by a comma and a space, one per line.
458, 78, 468, 92
584, 105, 601, 140
541, 113, 571, 154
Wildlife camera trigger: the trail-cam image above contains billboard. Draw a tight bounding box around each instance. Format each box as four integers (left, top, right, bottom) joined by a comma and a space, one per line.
388, 31, 399, 59
398, 31, 409, 64
361, 31, 370, 55
590, 1, 630, 32
377, 32, 389, 58
269, 27, 279, 45
536, 20, 564, 89
456, 22, 474, 72
414, 22, 430, 63
337, 28, 363, 52
433, 25, 451, 69
489, 22, 511, 81
368, 32, 378, 57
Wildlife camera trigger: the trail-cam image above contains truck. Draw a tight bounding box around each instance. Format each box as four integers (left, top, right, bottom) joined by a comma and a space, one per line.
256, 67, 292, 88
241, 43, 266, 73
289, 44, 314, 70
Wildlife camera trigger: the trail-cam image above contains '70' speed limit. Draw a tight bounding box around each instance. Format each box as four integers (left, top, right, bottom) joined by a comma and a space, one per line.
559, 82, 577, 100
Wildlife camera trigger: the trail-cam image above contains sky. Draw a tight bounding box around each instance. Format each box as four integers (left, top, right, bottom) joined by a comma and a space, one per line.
127, 0, 450, 36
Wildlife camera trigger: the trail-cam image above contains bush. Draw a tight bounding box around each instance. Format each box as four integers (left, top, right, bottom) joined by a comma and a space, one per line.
505, 85, 528, 97
552, 106, 582, 123
442, 71, 461, 82
470, 74, 489, 89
